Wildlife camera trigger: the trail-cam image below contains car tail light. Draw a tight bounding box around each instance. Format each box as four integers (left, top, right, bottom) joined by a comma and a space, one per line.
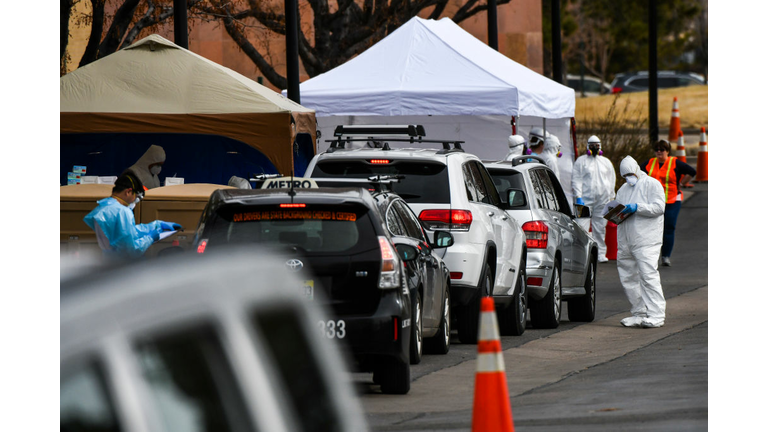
522, 221, 548, 249
280, 203, 306, 208
418, 209, 473, 231
197, 239, 208, 254
369, 159, 391, 164
527, 277, 543, 286
378, 236, 401, 289
450, 272, 463, 280
393, 317, 399, 341
611, 87, 622, 94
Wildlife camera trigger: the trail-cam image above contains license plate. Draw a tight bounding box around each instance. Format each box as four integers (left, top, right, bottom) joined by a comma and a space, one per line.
303, 280, 314, 301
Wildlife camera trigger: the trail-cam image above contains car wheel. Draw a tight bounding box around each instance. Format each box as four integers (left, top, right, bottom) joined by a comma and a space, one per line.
458, 262, 492, 344
568, 255, 596, 322
530, 258, 561, 329
409, 291, 423, 365
425, 281, 451, 354
500, 254, 527, 336
378, 358, 411, 395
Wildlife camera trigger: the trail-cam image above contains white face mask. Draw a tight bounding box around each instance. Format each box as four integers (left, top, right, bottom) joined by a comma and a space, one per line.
150, 165, 162, 176
128, 197, 141, 210
625, 175, 638, 187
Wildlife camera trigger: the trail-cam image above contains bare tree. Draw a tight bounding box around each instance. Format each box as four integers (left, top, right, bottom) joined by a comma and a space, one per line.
192, 0, 513, 89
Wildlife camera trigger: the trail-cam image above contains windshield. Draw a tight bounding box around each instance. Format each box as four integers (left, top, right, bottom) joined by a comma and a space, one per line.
205, 203, 377, 254
312, 160, 450, 203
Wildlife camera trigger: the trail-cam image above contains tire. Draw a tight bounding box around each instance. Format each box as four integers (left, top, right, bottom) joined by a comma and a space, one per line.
409, 291, 423, 365
530, 258, 561, 329
568, 256, 596, 322
499, 255, 527, 336
378, 358, 411, 395
458, 263, 492, 344
425, 282, 451, 354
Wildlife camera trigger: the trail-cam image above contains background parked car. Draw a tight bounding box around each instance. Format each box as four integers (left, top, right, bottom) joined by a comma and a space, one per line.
610, 71, 706, 93
566, 74, 611, 97
484, 156, 598, 329
61, 247, 369, 431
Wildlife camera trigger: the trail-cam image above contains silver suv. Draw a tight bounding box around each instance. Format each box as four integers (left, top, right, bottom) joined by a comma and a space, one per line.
61, 247, 368, 431
484, 156, 598, 328
306, 125, 528, 342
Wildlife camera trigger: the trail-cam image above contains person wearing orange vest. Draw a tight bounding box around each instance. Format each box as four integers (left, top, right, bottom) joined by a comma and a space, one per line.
640, 139, 696, 267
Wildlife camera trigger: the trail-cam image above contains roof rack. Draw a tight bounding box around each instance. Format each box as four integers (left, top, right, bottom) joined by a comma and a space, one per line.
506, 155, 546, 167
326, 124, 464, 153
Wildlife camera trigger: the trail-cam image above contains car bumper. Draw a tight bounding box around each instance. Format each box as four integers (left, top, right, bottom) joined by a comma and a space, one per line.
525, 249, 555, 301
332, 289, 411, 369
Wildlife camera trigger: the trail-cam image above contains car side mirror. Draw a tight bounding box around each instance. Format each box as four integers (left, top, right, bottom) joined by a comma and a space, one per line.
395, 244, 419, 262
574, 204, 591, 218
506, 188, 527, 208
432, 230, 454, 248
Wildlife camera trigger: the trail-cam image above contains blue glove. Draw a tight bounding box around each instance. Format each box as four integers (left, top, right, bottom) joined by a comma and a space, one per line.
576, 197, 585, 206
160, 221, 183, 231
621, 203, 638, 215
150, 230, 161, 242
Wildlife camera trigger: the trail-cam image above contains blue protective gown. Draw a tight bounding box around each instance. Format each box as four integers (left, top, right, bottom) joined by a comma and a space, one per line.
83, 197, 162, 258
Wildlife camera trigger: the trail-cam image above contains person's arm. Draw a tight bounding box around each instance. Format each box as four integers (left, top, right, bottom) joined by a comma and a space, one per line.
571, 159, 584, 199
636, 179, 666, 218
113, 210, 157, 257
676, 161, 697, 185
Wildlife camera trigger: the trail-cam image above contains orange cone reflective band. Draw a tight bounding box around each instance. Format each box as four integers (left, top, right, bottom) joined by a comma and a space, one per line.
696, 127, 708, 182
675, 130, 687, 163
472, 297, 515, 432
668, 97, 681, 143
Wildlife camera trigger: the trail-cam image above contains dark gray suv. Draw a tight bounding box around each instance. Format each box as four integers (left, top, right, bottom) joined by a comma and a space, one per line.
610, 71, 706, 94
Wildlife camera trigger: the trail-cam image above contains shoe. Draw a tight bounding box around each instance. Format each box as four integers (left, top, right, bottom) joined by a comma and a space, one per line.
620, 316, 643, 327
661, 256, 671, 267
641, 318, 665, 328
598, 256, 609, 263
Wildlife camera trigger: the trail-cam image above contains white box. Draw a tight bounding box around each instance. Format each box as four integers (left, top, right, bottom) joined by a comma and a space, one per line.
80, 176, 98, 184
165, 177, 185, 186
98, 176, 118, 185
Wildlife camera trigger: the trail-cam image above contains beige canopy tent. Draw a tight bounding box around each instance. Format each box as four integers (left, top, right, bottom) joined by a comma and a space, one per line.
61, 34, 316, 181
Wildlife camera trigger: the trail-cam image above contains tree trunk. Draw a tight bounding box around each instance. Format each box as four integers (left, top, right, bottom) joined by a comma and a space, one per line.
80, 0, 105, 67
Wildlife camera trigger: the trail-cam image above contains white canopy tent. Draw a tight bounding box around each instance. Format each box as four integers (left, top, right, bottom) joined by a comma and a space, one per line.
292, 17, 578, 202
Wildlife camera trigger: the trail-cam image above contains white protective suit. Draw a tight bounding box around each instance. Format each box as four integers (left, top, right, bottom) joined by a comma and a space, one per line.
504, 135, 526, 161
615, 156, 667, 327
571, 150, 616, 260
541, 136, 561, 180
125, 145, 166, 189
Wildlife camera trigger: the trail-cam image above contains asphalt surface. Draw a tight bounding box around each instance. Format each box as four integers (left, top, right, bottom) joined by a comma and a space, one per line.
361, 181, 708, 431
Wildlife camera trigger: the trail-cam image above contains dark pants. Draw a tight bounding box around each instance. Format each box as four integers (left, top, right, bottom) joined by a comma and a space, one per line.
662, 201, 682, 258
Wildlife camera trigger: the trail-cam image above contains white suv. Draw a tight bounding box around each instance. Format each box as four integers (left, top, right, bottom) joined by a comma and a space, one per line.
305, 125, 528, 342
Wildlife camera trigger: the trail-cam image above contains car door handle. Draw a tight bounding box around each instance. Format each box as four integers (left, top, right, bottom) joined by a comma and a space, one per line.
501, 215, 508, 221
487, 212, 495, 217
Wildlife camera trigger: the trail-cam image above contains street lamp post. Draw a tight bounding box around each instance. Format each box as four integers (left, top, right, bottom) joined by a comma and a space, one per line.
285, 0, 301, 104
173, 0, 188, 49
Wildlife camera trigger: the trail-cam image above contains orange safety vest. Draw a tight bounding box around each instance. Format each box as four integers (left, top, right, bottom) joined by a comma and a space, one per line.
646, 157, 679, 204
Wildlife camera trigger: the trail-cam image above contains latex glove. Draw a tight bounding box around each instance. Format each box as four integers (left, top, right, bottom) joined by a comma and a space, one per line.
160, 221, 183, 231
620, 203, 638, 215
150, 230, 161, 242
576, 197, 585, 206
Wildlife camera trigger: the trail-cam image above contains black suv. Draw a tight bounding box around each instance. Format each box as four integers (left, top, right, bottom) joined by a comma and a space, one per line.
192, 186, 452, 394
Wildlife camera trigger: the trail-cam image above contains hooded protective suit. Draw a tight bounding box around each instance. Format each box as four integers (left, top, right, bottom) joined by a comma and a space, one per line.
504, 135, 526, 161
615, 156, 667, 327
541, 136, 561, 180
125, 145, 166, 189
84, 197, 163, 259
572, 146, 616, 261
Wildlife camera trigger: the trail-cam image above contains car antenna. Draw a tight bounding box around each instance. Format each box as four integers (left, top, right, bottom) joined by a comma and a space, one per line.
288, 170, 296, 203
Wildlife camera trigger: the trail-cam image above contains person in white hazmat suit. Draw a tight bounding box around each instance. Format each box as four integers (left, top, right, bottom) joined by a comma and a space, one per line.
572, 136, 616, 262
504, 135, 526, 160
541, 135, 562, 180
615, 156, 667, 328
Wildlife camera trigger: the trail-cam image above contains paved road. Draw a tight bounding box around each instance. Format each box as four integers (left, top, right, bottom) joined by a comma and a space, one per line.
359, 182, 708, 431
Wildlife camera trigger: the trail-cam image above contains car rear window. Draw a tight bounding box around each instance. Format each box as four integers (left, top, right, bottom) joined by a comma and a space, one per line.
487, 168, 527, 204
312, 160, 450, 203
205, 203, 377, 254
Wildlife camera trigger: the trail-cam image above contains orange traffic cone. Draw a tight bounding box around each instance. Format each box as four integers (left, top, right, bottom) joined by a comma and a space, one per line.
471, 298, 515, 432
695, 127, 708, 182
667, 97, 681, 143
